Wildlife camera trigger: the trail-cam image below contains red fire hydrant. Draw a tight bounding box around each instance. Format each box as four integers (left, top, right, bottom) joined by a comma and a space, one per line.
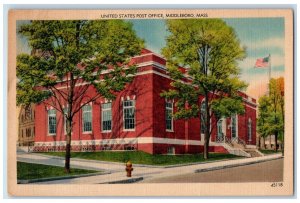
125, 161, 133, 177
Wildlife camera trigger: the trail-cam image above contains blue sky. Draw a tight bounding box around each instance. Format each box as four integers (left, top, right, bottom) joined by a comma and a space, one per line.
17, 18, 285, 99
128, 18, 285, 99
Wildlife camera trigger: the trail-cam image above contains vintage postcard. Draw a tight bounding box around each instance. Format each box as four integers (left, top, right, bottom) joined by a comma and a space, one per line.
7, 9, 294, 196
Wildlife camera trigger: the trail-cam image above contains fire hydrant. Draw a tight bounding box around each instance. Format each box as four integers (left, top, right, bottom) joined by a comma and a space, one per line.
125, 161, 133, 177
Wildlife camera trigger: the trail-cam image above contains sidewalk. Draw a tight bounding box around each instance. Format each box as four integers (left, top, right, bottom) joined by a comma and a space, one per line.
18, 152, 127, 172
17, 151, 282, 184
142, 153, 282, 183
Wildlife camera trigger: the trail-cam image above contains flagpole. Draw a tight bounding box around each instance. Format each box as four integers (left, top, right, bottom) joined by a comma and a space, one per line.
268, 54, 271, 96
269, 54, 271, 81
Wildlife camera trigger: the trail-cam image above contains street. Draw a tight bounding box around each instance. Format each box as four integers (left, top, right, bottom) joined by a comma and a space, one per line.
140, 158, 283, 183
17, 150, 283, 184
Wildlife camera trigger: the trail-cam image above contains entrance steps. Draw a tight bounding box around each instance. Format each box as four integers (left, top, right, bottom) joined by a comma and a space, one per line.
244, 149, 264, 157
217, 137, 263, 158
222, 145, 251, 157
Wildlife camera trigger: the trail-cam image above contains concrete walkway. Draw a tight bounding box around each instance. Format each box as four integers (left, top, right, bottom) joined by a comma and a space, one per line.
17, 151, 282, 184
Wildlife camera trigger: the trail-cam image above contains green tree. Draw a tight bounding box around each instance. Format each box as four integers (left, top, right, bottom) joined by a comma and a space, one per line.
161, 19, 247, 159
257, 95, 270, 149
257, 77, 284, 152
17, 20, 144, 173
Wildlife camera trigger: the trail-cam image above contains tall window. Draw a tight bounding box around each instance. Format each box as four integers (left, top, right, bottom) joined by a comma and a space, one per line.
63, 108, 68, 134
217, 119, 223, 138
165, 101, 173, 131
200, 101, 207, 134
231, 115, 237, 138
48, 109, 56, 135
248, 118, 252, 141
102, 103, 112, 131
25, 106, 32, 120
82, 105, 92, 132
123, 100, 135, 130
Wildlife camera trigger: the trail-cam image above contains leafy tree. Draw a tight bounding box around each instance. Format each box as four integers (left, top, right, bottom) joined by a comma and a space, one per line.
257, 95, 270, 148
17, 20, 144, 173
161, 19, 247, 159
257, 77, 284, 152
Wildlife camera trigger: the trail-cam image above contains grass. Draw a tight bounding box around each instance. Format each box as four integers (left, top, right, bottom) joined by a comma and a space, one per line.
259, 149, 282, 155
17, 162, 98, 180
40, 151, 239, 166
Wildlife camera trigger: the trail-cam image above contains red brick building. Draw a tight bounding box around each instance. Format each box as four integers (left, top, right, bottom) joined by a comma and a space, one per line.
33, 49, 257, 155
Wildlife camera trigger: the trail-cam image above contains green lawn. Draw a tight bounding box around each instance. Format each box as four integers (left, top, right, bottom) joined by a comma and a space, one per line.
259, 149, 282, 155
17, 162, 98, 180
40, 151, 239, 166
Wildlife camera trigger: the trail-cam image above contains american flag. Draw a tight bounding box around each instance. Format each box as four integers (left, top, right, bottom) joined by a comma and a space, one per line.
255, 56, 270, 68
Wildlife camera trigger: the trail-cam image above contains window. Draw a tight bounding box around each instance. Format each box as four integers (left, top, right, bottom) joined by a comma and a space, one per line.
217, 119, 223, 138
248, 118, 252, 141
123, 100, 135, 130
82, 105, 92, 132
165, 101, 173, 131
102, 103, 112, 131
25, 106, 32, 120
48, 109, 56, 135
231, 115, 237, 138
63, 108, 68, 134
167, 146, 175, 155
200, 101, 207, 134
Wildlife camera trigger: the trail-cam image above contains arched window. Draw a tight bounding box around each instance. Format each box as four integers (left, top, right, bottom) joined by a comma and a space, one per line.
248, 118, 252, 141
200, 101, 207, 134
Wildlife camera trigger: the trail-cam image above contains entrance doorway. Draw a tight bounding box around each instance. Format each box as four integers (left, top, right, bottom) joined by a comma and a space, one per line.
217, 119, 223, 142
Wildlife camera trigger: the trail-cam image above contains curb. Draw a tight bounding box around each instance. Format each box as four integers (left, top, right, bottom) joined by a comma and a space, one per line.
100, 177, 144, 184
17, 171, 111, 184
195, 156, 283, 173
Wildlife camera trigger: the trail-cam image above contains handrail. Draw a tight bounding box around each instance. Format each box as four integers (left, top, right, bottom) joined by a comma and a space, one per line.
225, 136, 233, 147
237, 137, 246, 147
216, 134, 225, 143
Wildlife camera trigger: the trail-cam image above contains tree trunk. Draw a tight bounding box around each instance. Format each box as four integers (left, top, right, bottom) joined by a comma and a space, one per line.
282, 133, 284, 156
274, 131, 278, 152
280, 102, 284, 156
203, 94, 210, 160
203, 133, 210, 159
65, 118, 72, 173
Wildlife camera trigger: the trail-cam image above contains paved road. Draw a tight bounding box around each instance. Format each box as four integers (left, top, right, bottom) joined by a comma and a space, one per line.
140, 158, 283, 183
17, 149, 282, 184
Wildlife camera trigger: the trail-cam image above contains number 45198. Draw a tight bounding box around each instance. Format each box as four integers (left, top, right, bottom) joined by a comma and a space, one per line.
271, 182, 283, 187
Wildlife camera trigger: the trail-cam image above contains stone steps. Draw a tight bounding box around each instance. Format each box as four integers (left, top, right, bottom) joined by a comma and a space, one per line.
244, 149, 264, 157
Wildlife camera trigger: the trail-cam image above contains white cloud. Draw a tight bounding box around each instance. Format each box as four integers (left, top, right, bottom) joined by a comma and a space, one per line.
242, 37, 284, 51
